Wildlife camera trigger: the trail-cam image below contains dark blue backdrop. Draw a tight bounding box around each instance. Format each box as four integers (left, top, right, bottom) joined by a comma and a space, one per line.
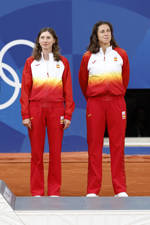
0, 0, 150, 153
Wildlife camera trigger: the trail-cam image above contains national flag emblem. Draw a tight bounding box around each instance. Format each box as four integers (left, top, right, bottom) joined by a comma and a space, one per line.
56, 64, 60, 68
114, 57, 117, 61
60, 116, 64, 124
122, 111, 126, 119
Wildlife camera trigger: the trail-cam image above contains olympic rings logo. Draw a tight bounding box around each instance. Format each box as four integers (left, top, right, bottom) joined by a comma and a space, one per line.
0, 40, 34, 110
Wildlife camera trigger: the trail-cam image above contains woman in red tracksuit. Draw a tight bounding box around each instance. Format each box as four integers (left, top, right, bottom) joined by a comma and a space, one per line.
20, 27, 75, 197
79, 21, 129, 197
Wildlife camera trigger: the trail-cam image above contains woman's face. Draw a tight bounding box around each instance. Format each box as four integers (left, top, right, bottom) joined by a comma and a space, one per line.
39, 31, 55, 52
97, 24, 111, 46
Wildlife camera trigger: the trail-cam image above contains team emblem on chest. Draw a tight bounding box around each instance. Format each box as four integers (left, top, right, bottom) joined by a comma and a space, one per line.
56, 64, 60, 68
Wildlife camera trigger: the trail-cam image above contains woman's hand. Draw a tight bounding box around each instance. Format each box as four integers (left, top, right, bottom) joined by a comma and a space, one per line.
63, 119, 71, 130
22, 118, 32, 129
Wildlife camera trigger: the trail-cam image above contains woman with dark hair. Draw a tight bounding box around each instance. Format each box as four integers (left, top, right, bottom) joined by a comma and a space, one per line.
20, 27, 75, 197
79, 21, 129, 197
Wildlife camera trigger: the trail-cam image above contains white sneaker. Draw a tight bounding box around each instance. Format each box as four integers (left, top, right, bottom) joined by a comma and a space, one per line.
114, 192, 128, 197
86, 193, 98, 197
34, 195, 41, 197
49, 195, 59, 197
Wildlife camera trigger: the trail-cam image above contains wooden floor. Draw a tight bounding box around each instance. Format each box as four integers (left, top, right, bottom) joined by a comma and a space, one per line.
0, 152, 150, 196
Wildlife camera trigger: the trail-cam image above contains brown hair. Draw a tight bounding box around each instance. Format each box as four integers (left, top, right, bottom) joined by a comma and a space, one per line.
32, 27, 61, 61
87, 21, 119, 53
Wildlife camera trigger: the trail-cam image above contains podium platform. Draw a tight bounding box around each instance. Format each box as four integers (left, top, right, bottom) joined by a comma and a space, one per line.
1, 180, 150, 225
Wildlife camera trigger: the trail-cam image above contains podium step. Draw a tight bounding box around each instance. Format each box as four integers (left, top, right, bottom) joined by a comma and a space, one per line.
15, 196, 150, 211
1, 180, 150, 225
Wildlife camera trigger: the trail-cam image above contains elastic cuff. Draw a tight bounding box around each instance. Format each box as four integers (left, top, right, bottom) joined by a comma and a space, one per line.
64, 115, 72, 121
22, 115, 30, 120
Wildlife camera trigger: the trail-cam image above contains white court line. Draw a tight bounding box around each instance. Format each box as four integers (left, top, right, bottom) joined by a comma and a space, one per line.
104, 138, 150, 147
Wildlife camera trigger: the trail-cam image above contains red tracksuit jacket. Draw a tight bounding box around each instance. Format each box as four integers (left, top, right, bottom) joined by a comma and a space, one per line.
20, 53, 75, 120
79, 46, 130, 99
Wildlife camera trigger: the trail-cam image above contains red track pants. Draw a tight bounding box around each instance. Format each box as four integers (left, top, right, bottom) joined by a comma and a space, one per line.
86, 96, 127, 195
28, 101, 64, 196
